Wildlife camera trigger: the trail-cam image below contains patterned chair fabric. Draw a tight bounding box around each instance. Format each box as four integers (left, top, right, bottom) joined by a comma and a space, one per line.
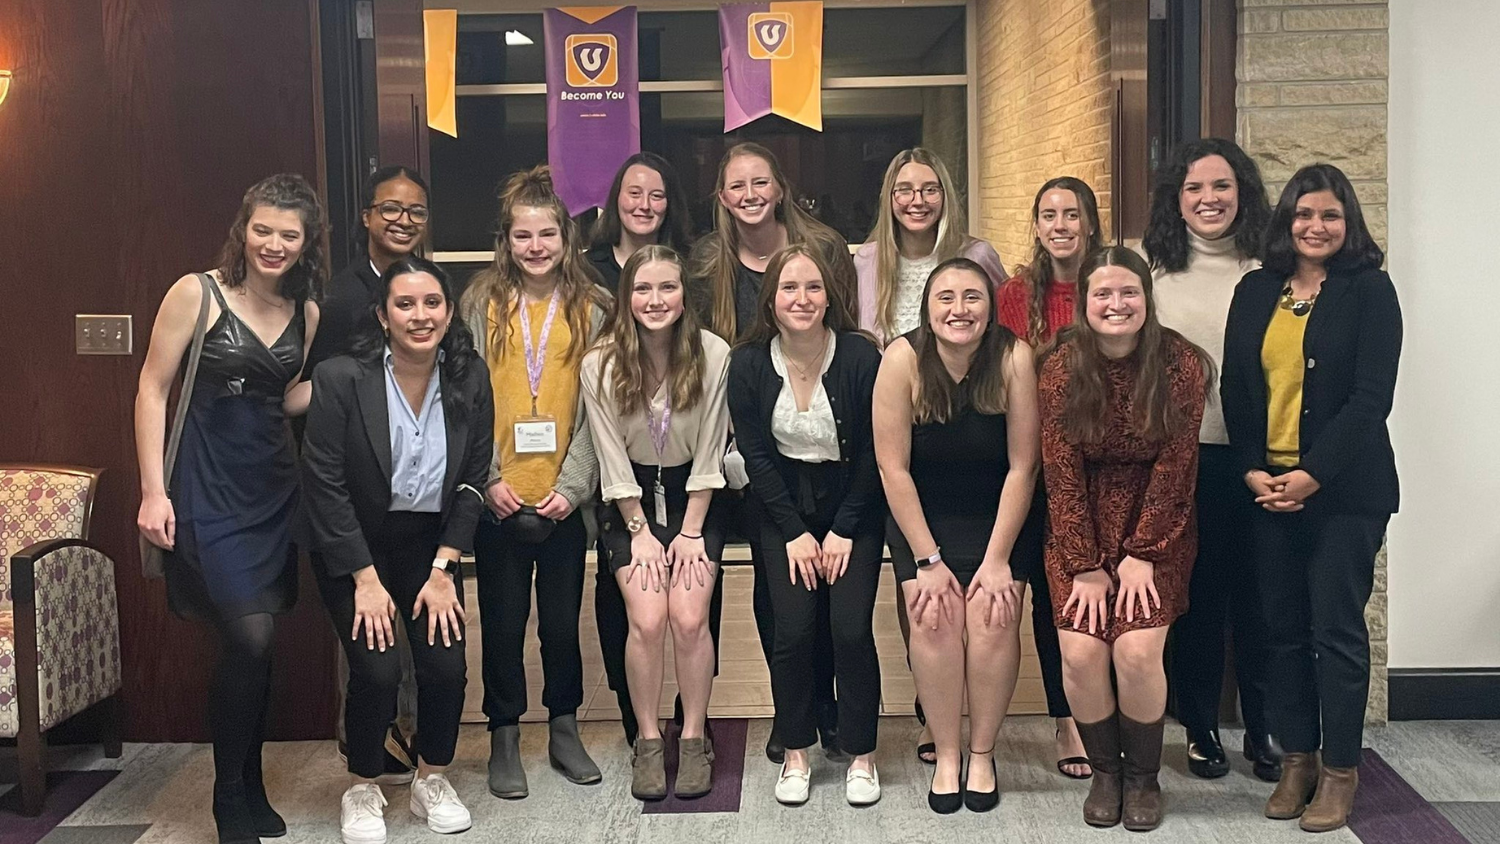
0, 466, 121, 739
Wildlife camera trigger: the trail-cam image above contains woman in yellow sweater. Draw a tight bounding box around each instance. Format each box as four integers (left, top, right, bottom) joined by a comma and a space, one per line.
460, 167, 612, 801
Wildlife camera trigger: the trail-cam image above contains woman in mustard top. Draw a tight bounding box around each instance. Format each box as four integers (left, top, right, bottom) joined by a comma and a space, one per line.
1222, 164, 1401, 833
460, 167, 612, 801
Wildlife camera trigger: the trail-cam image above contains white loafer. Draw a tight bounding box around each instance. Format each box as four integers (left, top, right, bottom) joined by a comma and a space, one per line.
846, 763, 881, 806
775, 761, 811, 805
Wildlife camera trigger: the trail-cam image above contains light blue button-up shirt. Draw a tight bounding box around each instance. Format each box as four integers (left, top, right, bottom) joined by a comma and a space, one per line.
384, 348, 447, 513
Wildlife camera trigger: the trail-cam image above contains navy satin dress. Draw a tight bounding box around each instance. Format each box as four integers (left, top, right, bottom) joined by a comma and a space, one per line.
165, 280, 305, 621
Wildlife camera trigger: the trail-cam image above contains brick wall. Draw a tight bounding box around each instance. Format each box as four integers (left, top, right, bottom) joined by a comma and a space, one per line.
975, 0, 1114, 271
1235, 0, 1390, 724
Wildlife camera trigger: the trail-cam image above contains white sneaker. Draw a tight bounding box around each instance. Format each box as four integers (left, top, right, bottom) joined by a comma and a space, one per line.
410, 772, 473, 834
846, 763, 881, 806
340, 783, 388, 844
775, 761, 811, 805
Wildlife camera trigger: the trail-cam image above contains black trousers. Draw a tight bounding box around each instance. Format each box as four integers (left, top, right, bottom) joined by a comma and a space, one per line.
315, 511, 467, 778
1170, 444, 1272, 735
758, 463, 883, 756
475, 511, 587, 728
1019, 492, 1071, 719
1252, 499, 1388, 769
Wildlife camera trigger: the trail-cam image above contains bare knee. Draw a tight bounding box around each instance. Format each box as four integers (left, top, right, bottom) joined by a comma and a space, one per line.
1111, 634, 1165, 684
667, 598, 710, 643
629, 605, 669, 644
1059, 634, 1111, 686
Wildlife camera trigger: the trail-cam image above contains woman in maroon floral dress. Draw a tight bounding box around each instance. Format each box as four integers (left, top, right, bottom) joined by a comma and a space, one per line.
1039, 245, 1210, 832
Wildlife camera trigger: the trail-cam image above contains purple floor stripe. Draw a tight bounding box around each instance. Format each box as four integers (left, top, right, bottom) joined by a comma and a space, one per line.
0, 770, 120, 844
641, 718, 748, 815
1350, 749, 1470, 844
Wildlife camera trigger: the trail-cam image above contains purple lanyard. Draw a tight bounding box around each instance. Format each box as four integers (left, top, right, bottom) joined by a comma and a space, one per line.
647, 393, 673, 463
519, 291, 560, 416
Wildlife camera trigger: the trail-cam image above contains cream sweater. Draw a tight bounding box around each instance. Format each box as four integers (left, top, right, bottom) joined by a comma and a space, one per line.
1152, 231, 1259, 445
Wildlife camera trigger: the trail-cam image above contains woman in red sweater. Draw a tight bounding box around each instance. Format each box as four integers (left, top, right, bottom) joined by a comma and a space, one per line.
994, 176, 1104, 779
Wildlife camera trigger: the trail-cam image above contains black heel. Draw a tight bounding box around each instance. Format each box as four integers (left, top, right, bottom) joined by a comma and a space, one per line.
927, 762, 962, 815
963, 749, 999, 813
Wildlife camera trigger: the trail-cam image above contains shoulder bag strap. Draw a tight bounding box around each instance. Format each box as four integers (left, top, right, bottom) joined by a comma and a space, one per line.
162, 273, 213, 492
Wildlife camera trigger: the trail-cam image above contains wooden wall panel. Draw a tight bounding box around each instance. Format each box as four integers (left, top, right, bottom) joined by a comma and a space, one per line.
0, 0, 339, 742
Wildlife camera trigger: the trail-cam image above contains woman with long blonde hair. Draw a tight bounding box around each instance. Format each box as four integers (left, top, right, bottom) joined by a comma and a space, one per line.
855, 148, 1006, 345
460, 166, 612, 801
581, 245, 731, 801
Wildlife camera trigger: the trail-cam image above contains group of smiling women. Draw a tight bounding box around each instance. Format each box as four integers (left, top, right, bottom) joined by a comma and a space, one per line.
135, 135, 1400, 844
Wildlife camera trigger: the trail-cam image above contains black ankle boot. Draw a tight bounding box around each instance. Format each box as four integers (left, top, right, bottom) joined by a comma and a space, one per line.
212, 781, 261, 844
1185, 727, 1229, 779
1244, 732, 1285, 782
242, 745, 287, 837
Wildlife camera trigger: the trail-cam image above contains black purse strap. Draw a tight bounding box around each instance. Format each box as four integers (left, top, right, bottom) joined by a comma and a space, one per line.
162, 273, 213, 491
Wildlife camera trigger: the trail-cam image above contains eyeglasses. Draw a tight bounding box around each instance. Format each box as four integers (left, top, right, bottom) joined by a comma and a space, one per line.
892, 185, 944, 203
369, 201, 430, 224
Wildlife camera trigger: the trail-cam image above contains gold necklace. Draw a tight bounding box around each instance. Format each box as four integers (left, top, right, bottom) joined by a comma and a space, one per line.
1279, 284, 1318, 317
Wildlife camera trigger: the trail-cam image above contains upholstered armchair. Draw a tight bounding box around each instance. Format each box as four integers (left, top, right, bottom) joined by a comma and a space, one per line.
0, 464, 123, 816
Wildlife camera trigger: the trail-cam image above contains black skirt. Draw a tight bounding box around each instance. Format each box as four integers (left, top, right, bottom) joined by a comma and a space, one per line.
598, 461, 727, 573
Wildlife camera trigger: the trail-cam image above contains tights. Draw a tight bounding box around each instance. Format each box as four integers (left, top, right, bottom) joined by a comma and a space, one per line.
211, 612, 276, 789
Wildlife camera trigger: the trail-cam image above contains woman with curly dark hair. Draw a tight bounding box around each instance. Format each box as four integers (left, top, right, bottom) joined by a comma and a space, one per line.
135, 173, 325, 843
1143, 138, 1282, 783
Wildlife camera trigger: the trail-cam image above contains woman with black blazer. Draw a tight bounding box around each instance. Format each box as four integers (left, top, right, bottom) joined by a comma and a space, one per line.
302, 256, 493, 844
728, 243, 886, 807
1222, 163, 1401, 834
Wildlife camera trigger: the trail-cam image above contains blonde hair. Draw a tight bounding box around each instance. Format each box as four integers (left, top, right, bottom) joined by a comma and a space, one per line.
864, 148, 972, 341
461, 166, 610, 364
592, 245, 708, 416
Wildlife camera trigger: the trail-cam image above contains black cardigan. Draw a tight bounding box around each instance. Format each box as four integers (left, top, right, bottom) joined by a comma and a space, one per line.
300, 354, 495, 577
728, 331, 886, 542
1221, 265, 1401, 515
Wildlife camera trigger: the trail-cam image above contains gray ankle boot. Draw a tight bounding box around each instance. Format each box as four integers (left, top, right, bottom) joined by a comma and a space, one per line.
488, 725, 528, 799
548, 714, 602, 784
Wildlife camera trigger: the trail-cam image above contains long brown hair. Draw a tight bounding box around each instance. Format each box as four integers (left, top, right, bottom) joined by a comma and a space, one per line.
592, 244, 708, 416
217, 173, 327, 302
865, 148, 974, 341
1060, 246, 1214, 444
692, 142, 851, 342
1018, 177, 1103, 345
737, 243, 861, 349
460, 166, 610, 364
911, 258, 1016, 424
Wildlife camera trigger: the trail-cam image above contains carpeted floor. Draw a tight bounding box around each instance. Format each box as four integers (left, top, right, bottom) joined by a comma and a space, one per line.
2, 717, 1495, 843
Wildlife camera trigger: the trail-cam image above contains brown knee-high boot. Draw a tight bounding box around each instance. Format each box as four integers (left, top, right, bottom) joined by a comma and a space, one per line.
1075, 713, 1124, 827
1119, 713, 1165, 832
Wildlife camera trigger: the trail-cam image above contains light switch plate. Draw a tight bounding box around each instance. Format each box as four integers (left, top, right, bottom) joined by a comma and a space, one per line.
76, 314, 134, 355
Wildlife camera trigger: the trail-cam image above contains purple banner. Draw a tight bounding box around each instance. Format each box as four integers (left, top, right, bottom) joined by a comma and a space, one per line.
719, 3, 773, 132
545, 7, 640, 214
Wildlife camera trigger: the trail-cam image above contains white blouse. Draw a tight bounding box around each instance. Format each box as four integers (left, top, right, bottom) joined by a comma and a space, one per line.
769, 330, 840, 462
581, 329, 733, 502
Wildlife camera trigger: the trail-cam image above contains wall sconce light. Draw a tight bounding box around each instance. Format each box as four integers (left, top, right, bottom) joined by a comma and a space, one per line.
0, 71, 12, 107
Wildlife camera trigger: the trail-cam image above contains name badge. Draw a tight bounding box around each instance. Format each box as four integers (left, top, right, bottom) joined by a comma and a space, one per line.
513, 415, 558, 454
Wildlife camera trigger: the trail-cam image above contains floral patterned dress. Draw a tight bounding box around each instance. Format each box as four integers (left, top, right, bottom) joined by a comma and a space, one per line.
1039, 336, 1206, 642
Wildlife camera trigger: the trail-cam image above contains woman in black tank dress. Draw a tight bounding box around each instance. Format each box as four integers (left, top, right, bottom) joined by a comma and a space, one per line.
874, 257, 1041, 815
135, 174, 324, 844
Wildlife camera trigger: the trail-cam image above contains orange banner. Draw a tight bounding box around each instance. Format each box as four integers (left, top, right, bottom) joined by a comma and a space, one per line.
424, 9, 458, 138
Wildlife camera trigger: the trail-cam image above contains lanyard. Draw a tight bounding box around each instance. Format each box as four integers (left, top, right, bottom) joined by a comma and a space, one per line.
647, 391, 673, 526
518, 290, 560, 416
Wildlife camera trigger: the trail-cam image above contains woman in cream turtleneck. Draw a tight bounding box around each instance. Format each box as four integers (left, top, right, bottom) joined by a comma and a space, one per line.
1143, 138, 1281, 784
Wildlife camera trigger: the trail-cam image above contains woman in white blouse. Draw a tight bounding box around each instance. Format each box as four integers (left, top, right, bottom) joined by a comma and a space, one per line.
581, 245, 731, 802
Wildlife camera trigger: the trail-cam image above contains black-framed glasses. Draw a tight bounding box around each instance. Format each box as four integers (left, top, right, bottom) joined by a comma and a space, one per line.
892, 185, 944, 203
369, 201, 430, 224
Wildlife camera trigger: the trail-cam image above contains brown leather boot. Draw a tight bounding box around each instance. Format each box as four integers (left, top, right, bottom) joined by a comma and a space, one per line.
1075, 713, 1123, 827
1300, 764, 1359, 832
1265, 751, 1321, 819
1119, 714, 1165, 832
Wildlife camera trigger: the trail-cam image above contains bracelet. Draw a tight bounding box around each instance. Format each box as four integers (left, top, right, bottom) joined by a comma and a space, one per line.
679, 532, 702, 540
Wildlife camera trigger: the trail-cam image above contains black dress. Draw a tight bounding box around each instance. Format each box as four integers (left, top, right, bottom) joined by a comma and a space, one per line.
165, 280, 305, 621
888, 350, 1040, 587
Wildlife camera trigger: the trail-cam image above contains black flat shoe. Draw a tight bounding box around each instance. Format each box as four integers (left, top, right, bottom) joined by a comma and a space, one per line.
963, 751, 999, 813
765, 728, 785, 765
928, 773, 962, 815
1186, 728, 1230, 779
1244, 733, 1285, 782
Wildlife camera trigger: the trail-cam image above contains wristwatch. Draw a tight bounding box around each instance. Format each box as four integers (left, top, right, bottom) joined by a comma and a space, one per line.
431, 556, 451, 572
626, 515, 649, 534
916, 548, 943, 569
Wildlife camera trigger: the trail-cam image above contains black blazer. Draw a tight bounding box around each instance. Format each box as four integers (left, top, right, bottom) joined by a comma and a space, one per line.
1221, 266, 1401, 515
301, 354, 495, 577
728, 331, 885, 542
304, 259, 380, 378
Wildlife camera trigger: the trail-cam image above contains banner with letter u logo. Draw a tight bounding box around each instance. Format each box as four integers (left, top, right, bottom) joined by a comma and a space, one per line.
719, 1, 824, 132
545, 6, 641, 214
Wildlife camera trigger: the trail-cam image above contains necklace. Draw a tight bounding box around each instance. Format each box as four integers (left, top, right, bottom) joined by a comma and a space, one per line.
1279, 284, 1318, 317
238, 283, 288, 311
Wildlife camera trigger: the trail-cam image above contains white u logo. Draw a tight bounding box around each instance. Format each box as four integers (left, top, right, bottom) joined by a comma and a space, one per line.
580, 46, 605, 72
757, 22, 784, 47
